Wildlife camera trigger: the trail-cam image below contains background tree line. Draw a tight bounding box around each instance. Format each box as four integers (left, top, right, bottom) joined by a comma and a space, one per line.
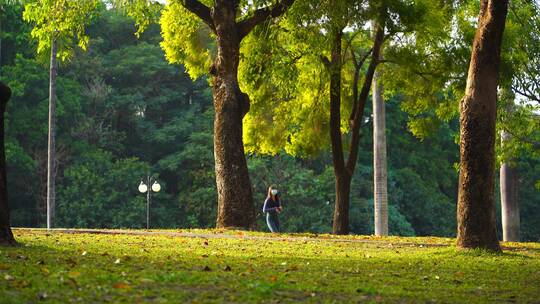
0, 1, 539, 241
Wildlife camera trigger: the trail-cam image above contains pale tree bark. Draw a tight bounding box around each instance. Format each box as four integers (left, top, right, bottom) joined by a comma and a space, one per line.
181, 0, 295, 229
47, 39, 57, 229
457, 0, 508, 251
0, 82, 15, 245
372, 68, 388, 236
500, 129, 519, 241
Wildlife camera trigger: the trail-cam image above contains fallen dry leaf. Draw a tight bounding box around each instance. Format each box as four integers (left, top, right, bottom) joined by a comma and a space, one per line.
112, 282, 131, 289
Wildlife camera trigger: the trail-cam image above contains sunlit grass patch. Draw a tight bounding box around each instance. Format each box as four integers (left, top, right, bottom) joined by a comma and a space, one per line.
0, 229, 538, 303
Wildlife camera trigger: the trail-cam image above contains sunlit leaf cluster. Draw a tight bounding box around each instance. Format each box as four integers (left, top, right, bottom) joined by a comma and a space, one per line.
241, 0, 443, 156
22, 0, 101, 61
160, 0, 214, 80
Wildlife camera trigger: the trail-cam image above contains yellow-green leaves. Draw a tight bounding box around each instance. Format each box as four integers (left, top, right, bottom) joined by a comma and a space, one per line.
23, 0, 100, 61
160, 1, 213, 80
113, 0, 162, 37
239, 18, 333, 157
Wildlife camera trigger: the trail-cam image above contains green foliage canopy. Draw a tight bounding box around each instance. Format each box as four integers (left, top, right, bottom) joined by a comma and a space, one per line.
22, 0, 101, 61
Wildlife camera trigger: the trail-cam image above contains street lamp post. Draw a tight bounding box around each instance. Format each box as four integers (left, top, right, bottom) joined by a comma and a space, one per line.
138, 176, 161, 229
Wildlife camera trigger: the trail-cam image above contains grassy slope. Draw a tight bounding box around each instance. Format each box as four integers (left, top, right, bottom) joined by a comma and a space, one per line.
1, 229, 539, 303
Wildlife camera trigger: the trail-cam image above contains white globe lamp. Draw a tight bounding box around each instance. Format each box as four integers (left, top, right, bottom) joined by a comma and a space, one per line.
151, 181, 161, 192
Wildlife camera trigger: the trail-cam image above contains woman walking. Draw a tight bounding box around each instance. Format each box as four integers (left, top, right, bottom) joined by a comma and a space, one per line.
262, 186, 282, 233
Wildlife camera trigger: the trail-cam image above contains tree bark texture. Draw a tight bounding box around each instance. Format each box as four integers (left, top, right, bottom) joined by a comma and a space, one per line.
500, 130, 519, 242
179, 0, 294, 229
372, 68, 388, 236
0, 82, 15, 245
330, 23, 384, 235
457, 0, 508, 251
47, 39, 57, 229
211, 2, 255, 229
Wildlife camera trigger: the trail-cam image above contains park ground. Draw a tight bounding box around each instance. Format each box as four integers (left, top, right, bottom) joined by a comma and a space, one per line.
0, 229, 539, 303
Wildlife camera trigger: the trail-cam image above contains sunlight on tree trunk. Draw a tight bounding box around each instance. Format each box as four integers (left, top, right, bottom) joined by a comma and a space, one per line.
457, 0, 508, 252
372, 68, 388, 236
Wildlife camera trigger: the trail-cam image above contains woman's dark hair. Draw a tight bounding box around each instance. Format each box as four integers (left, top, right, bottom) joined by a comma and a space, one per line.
267, 185, 279, 200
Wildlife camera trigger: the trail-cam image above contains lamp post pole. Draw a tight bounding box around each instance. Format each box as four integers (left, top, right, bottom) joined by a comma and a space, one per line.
146, 176, 150, 229
139, 175, 161, 229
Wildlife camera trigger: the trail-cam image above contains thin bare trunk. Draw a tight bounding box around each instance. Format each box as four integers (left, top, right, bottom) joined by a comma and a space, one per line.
329, 29, 349, 234
47, 39, 57, 229
500, 130, 519, 241
457, 0, 508, 251
0, 82, 15, 245
372, 68, 388, 236
330, 22, 385, 235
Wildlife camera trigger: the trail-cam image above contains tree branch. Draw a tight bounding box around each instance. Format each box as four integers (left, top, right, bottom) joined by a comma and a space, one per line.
512, 85, 540, 103
345, 24, 385, 174
237, 0, 295, 39
349, 48, 372, 123
180, 0, 215, 33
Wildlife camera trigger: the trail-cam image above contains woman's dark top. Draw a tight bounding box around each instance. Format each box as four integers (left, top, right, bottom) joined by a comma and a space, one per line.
262, 196, 281, 213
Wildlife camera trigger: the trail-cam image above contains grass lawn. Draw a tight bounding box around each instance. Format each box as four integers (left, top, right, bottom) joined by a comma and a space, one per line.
1, 229, 539, 303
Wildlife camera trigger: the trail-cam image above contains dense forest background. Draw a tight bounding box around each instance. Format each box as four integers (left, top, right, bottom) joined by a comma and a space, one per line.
1, 4, 539, 240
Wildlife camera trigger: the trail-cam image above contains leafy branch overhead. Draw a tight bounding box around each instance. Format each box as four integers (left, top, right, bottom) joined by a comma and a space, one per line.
114, 0, 296, 79
22, 0, 101, 61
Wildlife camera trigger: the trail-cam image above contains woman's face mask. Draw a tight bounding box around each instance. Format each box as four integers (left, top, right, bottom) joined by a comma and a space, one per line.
271, 189, 278, 196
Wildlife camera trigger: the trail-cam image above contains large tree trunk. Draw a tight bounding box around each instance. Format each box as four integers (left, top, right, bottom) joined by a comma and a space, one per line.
47, 39, 57, 229
180, 0, 294, 229
500, 130, 519, 242
212, 2, 255, 229
457, 0, 508, 251
372, 68, 388, 236
0, 82, 15, 245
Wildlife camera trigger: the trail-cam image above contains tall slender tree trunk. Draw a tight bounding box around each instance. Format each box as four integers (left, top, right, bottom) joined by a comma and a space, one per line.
372, 68, 388, 236
457, 0, 508, 251
0, 82, 15, 245
500, 130, 519, 241
47, 39, 57, 229
212, 2, 255, 229
329, 21, 385, 235
328, 29, 351, 235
